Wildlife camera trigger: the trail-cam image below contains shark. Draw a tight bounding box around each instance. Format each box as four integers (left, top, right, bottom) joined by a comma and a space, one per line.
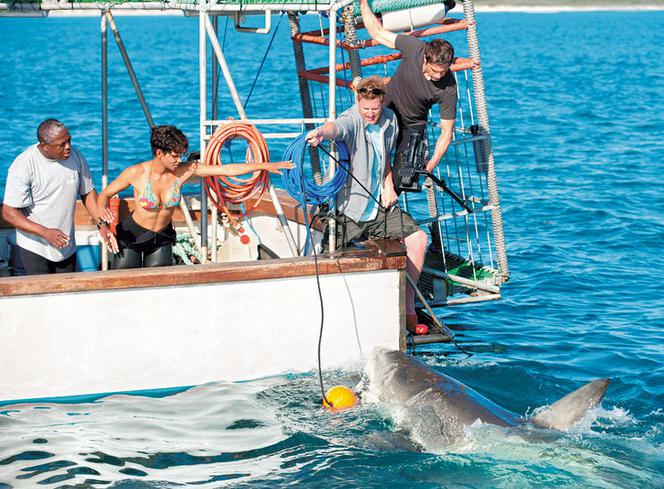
360, 349, 610, 447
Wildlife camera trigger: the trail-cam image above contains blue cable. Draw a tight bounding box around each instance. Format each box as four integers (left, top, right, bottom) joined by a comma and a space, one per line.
282, 133, 350, 254
282, 133, 349, 206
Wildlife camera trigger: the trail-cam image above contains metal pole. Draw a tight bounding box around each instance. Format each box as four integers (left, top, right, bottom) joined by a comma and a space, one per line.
205, 14, 299, 257
212, 16, 219, 121
266, 186, 299, 257
179, 196, 202, 253
100, 11, 109, 271
462, 0, 508, 281
328, 9, 338, 253
105, 10, 154, 129
205, 14, 247, 120
328, 11, 337, 142
210, 15, 219, 262
199, 5, 208, 262
406, 274, 455, 340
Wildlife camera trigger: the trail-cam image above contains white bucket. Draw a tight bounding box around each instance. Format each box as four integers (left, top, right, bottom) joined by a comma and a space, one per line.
218, 231, 257, 263
381, 5, 447, 32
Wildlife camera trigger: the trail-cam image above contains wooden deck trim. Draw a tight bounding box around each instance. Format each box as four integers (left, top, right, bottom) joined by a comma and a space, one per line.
0, 240, 406, 297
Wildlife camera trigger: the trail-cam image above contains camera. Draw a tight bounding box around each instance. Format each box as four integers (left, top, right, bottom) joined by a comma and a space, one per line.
396, 129, 428, 193
393, 127, 473, 213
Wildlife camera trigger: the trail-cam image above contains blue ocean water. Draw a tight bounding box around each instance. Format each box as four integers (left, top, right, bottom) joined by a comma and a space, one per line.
1, 10, 664, 488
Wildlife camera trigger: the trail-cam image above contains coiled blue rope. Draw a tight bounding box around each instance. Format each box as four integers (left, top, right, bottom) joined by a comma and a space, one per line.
282, 133, 349, 206
282, 133, 350, 254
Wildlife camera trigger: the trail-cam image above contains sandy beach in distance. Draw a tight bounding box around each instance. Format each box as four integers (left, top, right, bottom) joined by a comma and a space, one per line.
475, 6, 663, 12
3, 2, 663, 17
473, 1, 664, 12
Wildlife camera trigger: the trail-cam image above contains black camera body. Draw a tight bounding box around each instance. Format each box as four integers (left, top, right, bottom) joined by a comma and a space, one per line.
396, 130, 428, 193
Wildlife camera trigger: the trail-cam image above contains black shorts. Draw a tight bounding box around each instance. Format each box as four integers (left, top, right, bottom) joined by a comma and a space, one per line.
112, 214, 176, 269
19, 247, 76, 275
332, 206, 421, 249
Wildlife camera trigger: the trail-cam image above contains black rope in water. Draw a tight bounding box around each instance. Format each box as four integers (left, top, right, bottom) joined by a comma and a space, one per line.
452, 335, 473, 357
292, 157, 333, 408
308, 208, 333, 409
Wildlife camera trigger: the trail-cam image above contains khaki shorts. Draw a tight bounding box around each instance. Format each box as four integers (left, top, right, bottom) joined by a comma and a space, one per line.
331, 206, 421, 248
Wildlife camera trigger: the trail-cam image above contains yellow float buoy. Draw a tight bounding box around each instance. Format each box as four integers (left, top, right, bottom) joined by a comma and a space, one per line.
322, 385, 358, 412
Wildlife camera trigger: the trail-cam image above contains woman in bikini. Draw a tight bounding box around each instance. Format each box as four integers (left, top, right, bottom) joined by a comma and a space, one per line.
98, 125, 292, 269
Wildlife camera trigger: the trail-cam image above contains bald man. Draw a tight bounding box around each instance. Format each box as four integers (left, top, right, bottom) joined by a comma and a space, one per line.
2, 119, 111, 275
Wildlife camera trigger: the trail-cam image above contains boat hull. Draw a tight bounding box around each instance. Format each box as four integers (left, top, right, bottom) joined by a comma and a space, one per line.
0, 248, 406, 404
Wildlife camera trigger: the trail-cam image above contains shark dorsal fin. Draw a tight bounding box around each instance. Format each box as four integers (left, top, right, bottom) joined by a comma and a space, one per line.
532, 379, 610, 431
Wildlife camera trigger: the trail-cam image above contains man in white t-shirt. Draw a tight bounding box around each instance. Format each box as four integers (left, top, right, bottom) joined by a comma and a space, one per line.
2, 119, 111, 275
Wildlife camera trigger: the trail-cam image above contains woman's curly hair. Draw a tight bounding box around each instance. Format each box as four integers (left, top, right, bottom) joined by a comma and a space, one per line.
150, 125, 189, 156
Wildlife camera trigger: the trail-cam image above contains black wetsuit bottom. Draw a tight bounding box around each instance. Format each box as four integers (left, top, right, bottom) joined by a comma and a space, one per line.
112, 213, 176, 269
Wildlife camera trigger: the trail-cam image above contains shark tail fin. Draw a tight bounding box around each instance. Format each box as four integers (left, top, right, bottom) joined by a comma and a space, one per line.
532, 378, 610, 431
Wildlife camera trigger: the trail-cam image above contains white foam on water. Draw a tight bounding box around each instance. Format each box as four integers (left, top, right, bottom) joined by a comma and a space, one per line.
427, 420, 657, 488
422, 354, 506, 370
0, 378, 291, 487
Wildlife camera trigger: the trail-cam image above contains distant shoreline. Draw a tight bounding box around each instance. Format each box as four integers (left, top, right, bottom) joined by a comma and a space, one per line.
473, 5, 663, 12
471, 1, 664, 12
1, 3, 663, 18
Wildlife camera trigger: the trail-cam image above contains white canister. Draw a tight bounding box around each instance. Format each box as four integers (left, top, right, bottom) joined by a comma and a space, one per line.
381, 5, 447, 32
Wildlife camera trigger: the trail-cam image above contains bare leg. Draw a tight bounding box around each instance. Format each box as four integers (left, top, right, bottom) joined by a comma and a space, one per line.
403, 229, 428, 318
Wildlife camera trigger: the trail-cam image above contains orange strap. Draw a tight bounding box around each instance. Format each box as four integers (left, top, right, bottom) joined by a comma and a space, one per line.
109, 195, 120, 234
203, 121, 271, 228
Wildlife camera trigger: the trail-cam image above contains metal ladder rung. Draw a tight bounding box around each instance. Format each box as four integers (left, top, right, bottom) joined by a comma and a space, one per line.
291, 18, 469, 49
417, 204, 494, 224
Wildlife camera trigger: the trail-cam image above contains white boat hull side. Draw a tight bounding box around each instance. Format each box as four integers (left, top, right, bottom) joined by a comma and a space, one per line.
0, 269, 402, 403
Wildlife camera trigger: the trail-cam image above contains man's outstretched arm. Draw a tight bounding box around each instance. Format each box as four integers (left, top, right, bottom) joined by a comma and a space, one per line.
360, 0, 397, 49
306, 122, 340, 146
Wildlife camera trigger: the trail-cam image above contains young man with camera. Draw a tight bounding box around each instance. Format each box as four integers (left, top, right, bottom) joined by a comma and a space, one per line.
360, 0, 458, 190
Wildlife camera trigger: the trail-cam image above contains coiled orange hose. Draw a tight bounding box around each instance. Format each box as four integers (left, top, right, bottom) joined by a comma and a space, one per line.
204, 121, 271, 228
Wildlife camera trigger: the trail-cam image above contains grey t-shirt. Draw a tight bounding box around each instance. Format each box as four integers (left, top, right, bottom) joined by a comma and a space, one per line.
3, 144, 94, 261
334, 105, 398, 223
385, 35, 458, 127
